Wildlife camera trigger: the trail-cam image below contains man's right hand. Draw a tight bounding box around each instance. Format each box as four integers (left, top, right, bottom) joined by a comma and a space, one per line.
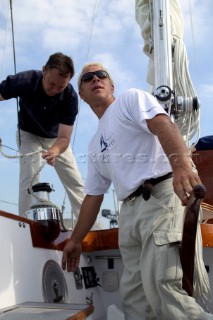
61, 195, 104, 272
62, 240, 82, 272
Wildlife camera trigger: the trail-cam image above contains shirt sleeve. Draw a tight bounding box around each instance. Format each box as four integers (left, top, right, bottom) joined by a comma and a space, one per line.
84, 151, 112, 195
121, 88, 169, 133
58, 86, 78, 126
0, 73, 21, 99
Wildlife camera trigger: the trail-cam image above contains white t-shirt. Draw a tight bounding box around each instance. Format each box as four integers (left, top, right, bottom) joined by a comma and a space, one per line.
85, 88, 172, 200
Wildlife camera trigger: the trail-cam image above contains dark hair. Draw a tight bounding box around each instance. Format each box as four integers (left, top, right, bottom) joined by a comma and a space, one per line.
44, 52, 75, 78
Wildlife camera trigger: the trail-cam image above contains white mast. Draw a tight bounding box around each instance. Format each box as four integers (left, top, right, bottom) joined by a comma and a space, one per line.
153, 0, 173, 89
152, 0, 173, 108
135, 0, 200, 145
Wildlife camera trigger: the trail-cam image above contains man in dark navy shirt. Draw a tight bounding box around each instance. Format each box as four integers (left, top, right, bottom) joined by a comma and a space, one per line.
0, 52, 85, 221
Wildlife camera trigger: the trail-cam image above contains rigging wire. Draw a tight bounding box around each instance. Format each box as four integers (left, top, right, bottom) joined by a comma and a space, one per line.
71, 0, 100, 151
71, 0, 119, 217
85, 0, 100, 61
8, 0, 21, 146
9, 0, 16, 74
0, 0, 10, 81
188, 0, 198, 92
68, 0, 103, 221
0, 199, 17, 206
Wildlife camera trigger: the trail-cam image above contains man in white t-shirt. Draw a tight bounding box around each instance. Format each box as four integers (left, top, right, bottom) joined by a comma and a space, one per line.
62, 63, 211, 319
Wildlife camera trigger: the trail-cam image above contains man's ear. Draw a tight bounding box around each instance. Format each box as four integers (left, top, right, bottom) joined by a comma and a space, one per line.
42, 66, 47, 76
111, 84, 115, 94
79, 90, 85, 101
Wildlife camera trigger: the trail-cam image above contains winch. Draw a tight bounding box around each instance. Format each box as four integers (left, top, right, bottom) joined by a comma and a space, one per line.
25, 182, 61, 242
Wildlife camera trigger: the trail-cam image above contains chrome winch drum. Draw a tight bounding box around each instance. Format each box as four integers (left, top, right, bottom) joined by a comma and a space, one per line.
25, 182, 61, 242
27, 182, 54, 208
26, 207, 60, 221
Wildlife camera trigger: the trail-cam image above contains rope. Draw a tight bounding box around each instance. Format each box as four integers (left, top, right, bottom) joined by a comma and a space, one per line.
0, 139, 71, 231
172, 36, 200, 143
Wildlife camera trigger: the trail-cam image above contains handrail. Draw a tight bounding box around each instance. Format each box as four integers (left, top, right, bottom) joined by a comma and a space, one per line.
179, 184, 207, 296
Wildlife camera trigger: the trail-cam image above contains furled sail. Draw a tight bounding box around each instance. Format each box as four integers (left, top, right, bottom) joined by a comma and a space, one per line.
135, 0, 200, 145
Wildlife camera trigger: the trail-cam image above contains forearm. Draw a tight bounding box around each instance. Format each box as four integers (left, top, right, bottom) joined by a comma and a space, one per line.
49, 136, 70, 155
42, 124, 72, 164
148, 115, 192, 171
71, 194, 104, 243
62, 194, 103, 271
50, 123, 73, 154
147, 114, 202, 204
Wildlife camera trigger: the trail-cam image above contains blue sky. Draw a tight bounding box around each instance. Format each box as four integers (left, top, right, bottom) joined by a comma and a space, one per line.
0, 0, 212, 220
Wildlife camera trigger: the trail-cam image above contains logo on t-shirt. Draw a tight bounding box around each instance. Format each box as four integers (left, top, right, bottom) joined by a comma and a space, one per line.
100, 134, 115, 152
100, 135, 108, 152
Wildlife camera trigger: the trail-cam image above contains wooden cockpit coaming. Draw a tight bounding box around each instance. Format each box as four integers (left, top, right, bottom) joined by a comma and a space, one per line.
0, 208, 212, 251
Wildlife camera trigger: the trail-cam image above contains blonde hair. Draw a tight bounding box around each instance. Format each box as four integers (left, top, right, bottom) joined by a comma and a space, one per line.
78, 62, 114, 91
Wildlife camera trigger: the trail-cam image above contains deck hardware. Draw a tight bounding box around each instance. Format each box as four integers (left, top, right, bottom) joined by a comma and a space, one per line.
81, 266, 101, 288
18, 221, 26, 228
108, 258, 114, 269
74, 267, 83, 289
87, 255, 92, 263
86, 292, 93, 305
42, 260, 68, 303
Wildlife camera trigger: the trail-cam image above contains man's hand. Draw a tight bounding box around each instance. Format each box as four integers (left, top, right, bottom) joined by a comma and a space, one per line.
62, 240, 82, 272
172, 166, 202, 206
42, 150, 58, 166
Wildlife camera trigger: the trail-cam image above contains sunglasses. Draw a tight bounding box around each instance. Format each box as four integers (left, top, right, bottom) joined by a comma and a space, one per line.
80, 70, 109, 84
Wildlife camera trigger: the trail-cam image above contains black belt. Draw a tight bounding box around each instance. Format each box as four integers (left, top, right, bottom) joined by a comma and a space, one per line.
126, 172, 173, 202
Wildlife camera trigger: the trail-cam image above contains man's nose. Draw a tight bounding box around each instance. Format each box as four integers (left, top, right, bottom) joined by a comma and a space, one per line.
92, 75, 100, 82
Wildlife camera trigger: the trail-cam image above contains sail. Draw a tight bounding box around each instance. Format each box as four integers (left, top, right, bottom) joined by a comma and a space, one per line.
135, 0, 200, 144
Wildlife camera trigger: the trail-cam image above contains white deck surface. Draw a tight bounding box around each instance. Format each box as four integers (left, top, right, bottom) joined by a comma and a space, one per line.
0, 302, 90, 320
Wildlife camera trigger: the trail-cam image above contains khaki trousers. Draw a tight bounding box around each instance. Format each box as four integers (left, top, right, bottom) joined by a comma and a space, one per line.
16, 130, 85, 219
119, 178, 209, 320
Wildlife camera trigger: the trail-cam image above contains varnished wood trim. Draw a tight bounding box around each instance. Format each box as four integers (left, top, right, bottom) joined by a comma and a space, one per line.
0, 210, 30, 223
1, 210, 213, 249
66, 304, 94, 320
29, 220, 119, 252
201, 224, 213, 247
82, 228, 119, 252
202, 202, 213, 212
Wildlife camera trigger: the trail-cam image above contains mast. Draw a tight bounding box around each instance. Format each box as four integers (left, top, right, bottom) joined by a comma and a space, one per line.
152, 0, 173, 113
135, 0, 200, 145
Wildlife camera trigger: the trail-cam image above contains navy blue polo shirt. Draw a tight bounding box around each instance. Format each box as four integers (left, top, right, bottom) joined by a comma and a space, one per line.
195, 136, 213, 151
0, 70, 78, 138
